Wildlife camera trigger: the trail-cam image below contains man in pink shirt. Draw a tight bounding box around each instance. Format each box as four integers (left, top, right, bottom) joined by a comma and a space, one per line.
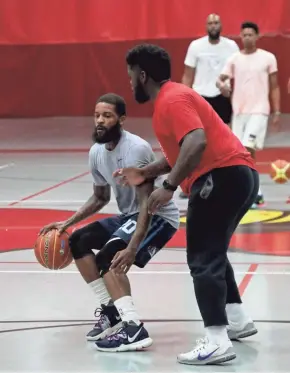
217, 22, 280, 208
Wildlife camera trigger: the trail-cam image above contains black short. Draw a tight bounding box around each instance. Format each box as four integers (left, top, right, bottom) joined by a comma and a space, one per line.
202, 94, 232, 124
73, 213, 177, 268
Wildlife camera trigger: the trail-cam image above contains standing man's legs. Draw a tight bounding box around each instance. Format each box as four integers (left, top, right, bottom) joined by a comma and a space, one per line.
232, 114, 268, 207
177, 166, 259, 365
242, 114, 268, 206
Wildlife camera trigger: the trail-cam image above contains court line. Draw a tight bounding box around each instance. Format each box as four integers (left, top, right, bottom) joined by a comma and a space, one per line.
1, 318, 288, 335
8, 171, 90, 206
0, 269, 288, 275
238, 263, 258, 296
18, 164, 87, 167
0, 163, 14, 171
0, 322, 93, 334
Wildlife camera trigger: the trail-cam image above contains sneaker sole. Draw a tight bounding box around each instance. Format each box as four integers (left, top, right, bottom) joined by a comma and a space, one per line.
228, 327, 258, 340
177, 351, 236, 366
95, 337, 153, 352
86, 322, 123, 341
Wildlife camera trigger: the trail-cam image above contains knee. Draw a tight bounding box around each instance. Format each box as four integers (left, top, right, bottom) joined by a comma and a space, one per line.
69, 231, 94, 260
187, 250, 227, 280
96, 237, 127, 276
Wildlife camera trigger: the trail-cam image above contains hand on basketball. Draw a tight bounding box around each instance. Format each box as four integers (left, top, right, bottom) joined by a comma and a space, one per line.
39, 221, 68, 236
113, 167, 145, 186
110, 248, 136, 274
147, 188, 174, 215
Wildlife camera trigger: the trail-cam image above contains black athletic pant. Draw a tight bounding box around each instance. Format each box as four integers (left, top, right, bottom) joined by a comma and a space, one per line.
202, 94, 232, 125
186, 165, 259, 327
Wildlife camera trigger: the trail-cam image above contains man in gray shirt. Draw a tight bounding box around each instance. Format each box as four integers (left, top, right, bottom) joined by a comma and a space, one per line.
41, 93, 179, 352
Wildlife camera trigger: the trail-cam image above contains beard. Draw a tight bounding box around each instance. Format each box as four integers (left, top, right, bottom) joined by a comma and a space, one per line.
134, 79, 150, 104
208, 30, 220, 40
92, 121, 122, 144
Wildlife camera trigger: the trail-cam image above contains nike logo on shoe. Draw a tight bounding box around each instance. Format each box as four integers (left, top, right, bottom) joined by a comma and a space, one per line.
198, 347, 219, 361
127, 327, 143, 343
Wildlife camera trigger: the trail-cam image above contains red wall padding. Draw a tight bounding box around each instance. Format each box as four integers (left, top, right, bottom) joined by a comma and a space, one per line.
0, 0, 289, 44
0, 36, 289, 118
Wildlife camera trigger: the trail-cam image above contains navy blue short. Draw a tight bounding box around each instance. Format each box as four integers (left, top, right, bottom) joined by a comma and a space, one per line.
72, 214, 177, 268
99, 213, 177, 267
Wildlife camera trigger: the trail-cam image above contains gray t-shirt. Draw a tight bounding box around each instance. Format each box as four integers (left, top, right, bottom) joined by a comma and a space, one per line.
89, 130, 179, 229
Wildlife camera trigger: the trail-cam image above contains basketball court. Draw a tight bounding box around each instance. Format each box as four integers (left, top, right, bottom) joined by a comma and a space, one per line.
1, 121, 290, 372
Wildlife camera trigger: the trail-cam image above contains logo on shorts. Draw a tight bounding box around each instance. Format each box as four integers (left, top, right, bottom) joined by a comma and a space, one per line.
248, 134, 257, 146
148, 246, 158, 258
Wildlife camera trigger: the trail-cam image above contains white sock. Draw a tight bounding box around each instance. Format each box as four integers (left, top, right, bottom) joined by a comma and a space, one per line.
89, 278, 111, 306
114, 296, 141, 325
205, 326, 229, 345
258, 186, 262, 196
226, 303, 251, 326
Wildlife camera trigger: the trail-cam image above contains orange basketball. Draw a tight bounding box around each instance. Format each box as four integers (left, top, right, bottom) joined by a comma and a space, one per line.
270, 159, 290, 184
34, 229, 72, 269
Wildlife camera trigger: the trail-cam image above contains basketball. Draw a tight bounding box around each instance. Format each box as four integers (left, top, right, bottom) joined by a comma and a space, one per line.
34, 229, 73, 269
270, 159, 290, 184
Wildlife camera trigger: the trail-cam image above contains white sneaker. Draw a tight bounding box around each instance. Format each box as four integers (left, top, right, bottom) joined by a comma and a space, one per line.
177, 337, 236, 365
227, 321, 258, 340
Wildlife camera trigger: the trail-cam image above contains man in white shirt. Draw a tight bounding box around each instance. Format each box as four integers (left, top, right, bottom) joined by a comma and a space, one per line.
217, 21, 280, 208
180, 13, 239, 198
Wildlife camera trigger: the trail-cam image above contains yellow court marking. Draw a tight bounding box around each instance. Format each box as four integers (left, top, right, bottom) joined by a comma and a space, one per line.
180, 209, 284, 225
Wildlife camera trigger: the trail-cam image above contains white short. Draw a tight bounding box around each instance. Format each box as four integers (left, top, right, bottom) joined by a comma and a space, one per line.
231, 114, 269, 150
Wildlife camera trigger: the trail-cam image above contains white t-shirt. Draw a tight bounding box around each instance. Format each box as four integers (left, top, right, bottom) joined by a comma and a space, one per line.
222, 49, 278, 115
184, 36, 239, 97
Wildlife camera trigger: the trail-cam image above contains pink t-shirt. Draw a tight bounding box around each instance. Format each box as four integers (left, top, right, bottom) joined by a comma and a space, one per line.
222, 49, 277, 115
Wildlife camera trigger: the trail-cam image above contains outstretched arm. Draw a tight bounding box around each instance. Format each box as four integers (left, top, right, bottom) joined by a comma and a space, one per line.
142, 155, 171, 179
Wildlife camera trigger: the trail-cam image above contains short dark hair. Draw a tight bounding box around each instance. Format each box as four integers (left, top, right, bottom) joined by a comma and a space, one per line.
241, 22, 259, 34
97, 93, 126, 116
126, 44, 171, 83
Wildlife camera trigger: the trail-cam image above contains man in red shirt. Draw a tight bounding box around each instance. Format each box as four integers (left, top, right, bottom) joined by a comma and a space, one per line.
114, 44, 258, 365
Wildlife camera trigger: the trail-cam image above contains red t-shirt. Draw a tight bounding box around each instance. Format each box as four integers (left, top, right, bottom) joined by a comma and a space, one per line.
153, 81, 256, 194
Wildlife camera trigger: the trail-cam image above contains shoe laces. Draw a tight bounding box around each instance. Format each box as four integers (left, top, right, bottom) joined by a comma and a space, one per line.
192, 337, 210, 352
196, 337, 208, 345
93, 306, 109, 328
107, 325, 127, 341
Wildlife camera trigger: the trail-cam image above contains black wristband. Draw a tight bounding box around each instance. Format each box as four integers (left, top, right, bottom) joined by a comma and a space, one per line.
162, 179, 177, 192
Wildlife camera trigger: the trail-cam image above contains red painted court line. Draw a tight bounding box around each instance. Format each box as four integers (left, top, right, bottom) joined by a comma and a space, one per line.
238, 263, 259, 296
0, 149, 90, 153
8, 171, 89, 206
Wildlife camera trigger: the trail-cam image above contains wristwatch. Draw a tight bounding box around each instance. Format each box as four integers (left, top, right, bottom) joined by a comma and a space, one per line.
162, 179, 177, 192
